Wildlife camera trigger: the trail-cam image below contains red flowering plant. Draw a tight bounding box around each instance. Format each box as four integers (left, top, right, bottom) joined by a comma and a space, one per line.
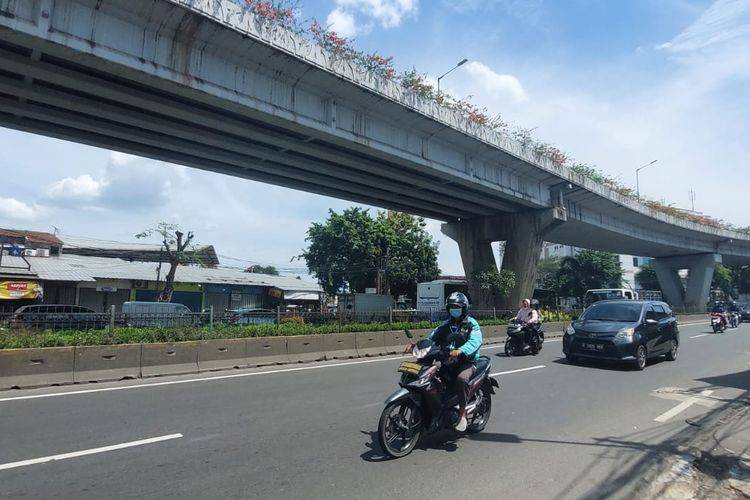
229, 0, 745, 234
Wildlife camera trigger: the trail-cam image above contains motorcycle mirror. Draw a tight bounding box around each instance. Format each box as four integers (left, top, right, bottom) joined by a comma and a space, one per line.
404, 329, 413, 339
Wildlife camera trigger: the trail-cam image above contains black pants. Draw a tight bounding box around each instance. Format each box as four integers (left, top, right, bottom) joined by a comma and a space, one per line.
446, 361, 475, 411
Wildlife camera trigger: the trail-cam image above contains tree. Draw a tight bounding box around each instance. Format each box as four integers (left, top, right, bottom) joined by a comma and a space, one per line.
249, 265, 279, 276
712, 264, 734, 298
635, 264, 661, 291
535, 257, 561, 291
729, 265, 750, 295
136, 223, 195, 302
555, 249, 623, 302
472, 269, 516, 304
300, 208, 440, 298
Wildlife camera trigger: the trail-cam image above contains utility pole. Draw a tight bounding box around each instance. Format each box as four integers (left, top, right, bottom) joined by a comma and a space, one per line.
689, 189, 696, 212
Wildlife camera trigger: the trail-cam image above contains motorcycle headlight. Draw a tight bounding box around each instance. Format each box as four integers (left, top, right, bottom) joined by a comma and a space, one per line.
613, 327, 635, 344
565, 325, 575, 336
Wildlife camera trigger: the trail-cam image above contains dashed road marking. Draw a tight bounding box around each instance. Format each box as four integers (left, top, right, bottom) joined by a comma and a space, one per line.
0, 433, 183, 471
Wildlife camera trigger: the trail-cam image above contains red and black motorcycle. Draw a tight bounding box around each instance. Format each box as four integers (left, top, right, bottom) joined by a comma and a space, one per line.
711, 312, 727, 333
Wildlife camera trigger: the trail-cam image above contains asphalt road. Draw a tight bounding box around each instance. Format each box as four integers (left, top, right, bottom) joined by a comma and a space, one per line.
1, 320, 749, 500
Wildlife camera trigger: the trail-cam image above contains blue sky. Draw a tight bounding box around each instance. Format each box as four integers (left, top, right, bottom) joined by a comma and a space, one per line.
2, 0, 749, 276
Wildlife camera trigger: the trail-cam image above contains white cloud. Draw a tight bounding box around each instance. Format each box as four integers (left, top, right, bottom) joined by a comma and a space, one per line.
0, 197, 42, 221
109, 151, 139, 166
327, 0, 418, 36
463, 61, 529, 103
327, 8, 360, 37
46, 174, 104, 201
658, 0, 750, 53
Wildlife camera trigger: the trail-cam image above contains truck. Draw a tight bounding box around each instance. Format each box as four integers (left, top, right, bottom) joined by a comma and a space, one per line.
417, 279, 468, 314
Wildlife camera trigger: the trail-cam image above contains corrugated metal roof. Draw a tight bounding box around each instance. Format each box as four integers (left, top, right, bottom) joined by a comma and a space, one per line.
18, 255, 321, 292
0, 228, 63, 246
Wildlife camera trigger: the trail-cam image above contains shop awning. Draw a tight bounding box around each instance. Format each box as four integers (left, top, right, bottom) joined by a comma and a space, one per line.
0, 280, 43, 300
284, 291, 320, 301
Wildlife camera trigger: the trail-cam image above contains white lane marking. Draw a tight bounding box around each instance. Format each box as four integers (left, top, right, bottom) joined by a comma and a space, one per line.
654, 390, 714, 423
690, 334, 710, 339
490, 365, 545, 378
0, 433, 183, 471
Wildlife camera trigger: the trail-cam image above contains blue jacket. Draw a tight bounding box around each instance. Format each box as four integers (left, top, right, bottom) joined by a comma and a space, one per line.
428, 316, 482, 362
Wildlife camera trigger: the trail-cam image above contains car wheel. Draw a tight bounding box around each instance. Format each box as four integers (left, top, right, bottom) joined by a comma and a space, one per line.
634, 345, 647, 370
665, 340, 678, 361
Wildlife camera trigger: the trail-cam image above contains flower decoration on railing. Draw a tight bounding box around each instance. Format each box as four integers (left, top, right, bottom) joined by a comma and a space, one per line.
231, 0, 748, 234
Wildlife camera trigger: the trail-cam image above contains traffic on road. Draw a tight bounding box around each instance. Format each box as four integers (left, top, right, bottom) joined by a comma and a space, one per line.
1, 297, 747, 499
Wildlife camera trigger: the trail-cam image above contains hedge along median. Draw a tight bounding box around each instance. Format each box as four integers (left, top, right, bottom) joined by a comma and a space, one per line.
0, 319, 514, 350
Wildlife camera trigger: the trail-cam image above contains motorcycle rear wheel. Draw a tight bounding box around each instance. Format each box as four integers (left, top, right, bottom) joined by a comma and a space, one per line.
378, 399, 423, 459
505, 339, 518, 357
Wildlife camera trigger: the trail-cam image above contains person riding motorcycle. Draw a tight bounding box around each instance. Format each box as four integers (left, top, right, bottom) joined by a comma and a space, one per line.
515, 298, 540, 345
424, 292, 483, 432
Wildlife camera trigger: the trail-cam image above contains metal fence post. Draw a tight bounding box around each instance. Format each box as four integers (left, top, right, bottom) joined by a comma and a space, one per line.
389, 306, 393, 324
110, 304, 115, 330
276, 306, 281, 325
493, 307, 496, 320
209, 305, 214, 331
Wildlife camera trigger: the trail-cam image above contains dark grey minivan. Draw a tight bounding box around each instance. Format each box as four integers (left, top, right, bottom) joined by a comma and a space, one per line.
562, 300, 679, 370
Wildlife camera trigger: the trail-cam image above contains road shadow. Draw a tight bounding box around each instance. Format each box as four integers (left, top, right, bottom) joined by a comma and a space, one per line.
360, 428, 464, 462
550, 356, 666, 371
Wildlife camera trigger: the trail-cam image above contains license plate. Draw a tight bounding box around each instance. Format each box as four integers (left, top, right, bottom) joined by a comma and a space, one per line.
582, 343, 604, 351
398, 361, 422, 375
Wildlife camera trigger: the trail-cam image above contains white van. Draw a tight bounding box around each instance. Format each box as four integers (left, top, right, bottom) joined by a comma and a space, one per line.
584, 289, 639, 307
122, 301, 196, 327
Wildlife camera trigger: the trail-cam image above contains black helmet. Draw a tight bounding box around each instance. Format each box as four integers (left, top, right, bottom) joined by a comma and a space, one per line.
530, 299, 541, 310
446, 292, 470, 319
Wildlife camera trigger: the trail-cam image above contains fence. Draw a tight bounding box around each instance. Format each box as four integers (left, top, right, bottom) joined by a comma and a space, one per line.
0, 307, 534, 332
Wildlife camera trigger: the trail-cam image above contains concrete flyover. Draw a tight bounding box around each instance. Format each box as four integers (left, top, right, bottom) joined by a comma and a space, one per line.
0, 0, 749, 308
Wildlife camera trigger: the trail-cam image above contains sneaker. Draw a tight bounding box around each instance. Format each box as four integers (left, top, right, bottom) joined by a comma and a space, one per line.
455, 414, 468, 432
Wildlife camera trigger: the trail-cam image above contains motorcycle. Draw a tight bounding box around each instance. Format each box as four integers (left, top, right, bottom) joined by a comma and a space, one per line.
377, 331, 499, 459
505, 320, 544, 356
729, 312, 740, 329
711, 313, 727, 333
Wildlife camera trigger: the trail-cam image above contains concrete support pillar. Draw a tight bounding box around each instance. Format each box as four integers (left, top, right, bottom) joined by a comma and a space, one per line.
442, 208, 566, 311
442, 218, 498, 310
652, 253, 721, 310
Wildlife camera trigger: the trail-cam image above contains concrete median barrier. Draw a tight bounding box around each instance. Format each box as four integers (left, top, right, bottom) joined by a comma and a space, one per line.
383, 330, 413, 354
355, 331, 387, 357
198, 339, 248, 371
246, 337, 289, 367
141, 341, 199, 377
74, 344, 141, 383
482, 325, 506, 345
0, 347, 75, 389
287, 335, 326, 363
323, 333, 358, 360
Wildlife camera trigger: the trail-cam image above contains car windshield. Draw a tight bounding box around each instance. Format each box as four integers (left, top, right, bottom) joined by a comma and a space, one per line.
580, 303, 642, 323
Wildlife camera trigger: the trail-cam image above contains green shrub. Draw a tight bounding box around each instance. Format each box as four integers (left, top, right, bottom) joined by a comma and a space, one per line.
0, 317, 511, 349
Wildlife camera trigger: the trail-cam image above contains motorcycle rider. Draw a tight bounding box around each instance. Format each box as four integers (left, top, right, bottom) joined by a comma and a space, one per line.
424, 292, 483, 432
515, 298, 540, 346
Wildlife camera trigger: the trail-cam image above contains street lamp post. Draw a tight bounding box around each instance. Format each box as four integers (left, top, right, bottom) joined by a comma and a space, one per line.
437, 58, 469, 94
636, 160, 658, 198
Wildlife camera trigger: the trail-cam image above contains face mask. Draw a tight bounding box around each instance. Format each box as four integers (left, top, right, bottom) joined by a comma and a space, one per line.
449, 308, 463, 318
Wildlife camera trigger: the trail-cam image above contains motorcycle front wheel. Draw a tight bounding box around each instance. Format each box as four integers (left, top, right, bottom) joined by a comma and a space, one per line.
378, 398, 423, 459
467, 387, 492, 434
505, 338, 518, 357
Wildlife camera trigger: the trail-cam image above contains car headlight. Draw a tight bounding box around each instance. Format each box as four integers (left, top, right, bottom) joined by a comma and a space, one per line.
613, 327, 635, 343
565, 325, 575, 335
